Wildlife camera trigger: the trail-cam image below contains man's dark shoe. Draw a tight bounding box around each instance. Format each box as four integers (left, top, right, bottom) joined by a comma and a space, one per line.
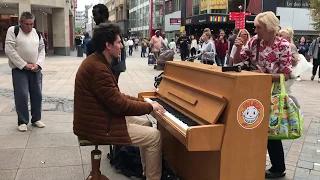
265, 169, 286, 179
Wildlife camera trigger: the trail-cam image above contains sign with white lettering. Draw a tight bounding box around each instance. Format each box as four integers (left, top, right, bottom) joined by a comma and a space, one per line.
170, 18, 181, 25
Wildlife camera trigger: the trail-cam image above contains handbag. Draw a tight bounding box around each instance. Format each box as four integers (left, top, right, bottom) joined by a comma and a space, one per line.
268, 74, 304, 140
291, 54, 313, 77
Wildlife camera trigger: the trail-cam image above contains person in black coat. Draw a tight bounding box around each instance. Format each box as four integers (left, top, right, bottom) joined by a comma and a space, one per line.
86, 4, 126, 82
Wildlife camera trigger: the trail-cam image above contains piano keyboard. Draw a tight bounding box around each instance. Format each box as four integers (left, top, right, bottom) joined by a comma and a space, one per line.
144, 98, 199, 131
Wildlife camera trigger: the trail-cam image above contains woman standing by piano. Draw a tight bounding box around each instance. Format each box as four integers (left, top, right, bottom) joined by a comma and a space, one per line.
233, 11, 293, 179
198, 31, 216, 65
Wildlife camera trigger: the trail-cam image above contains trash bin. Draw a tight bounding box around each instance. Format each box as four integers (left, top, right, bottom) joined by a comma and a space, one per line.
77, 45, 83, 57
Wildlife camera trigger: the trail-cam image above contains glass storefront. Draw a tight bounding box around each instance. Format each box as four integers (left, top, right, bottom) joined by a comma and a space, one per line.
0, 14, 18, 51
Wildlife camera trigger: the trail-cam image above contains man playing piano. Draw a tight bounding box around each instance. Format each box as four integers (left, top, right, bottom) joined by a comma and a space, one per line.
73, 23, 165, 180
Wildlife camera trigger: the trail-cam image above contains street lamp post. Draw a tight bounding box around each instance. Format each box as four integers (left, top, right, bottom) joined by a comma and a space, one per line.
238, 5, 243, 29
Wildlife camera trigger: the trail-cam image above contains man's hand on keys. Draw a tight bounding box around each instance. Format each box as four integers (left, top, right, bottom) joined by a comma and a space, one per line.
149, 102, 166, 113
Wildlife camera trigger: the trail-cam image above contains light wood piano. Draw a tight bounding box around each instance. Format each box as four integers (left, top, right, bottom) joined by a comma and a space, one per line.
139, 61, 272, 180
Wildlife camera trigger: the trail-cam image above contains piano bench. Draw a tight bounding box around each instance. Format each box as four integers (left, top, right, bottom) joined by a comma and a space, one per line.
77, 137, 110, 180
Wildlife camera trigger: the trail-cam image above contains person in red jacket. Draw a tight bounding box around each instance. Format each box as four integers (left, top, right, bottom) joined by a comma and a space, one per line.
215, 29, 228, 66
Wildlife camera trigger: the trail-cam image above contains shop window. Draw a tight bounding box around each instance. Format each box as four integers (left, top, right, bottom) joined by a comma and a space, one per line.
293, 0, 302, 7
285, 0, 293, 7
301, 0, 309, 8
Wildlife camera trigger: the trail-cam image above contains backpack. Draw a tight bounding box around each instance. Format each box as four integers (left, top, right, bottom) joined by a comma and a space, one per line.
108, 145, 177, 180
109, 145, 143, 178
14, 25, 41, 40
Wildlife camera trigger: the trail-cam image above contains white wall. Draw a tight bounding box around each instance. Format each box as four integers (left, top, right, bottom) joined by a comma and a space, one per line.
165, 11, 181, 32
276, 7, 316, 31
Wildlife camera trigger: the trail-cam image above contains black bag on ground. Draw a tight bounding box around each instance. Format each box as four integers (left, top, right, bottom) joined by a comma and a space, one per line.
109, 145, 143, 178
108, 145, 177, 180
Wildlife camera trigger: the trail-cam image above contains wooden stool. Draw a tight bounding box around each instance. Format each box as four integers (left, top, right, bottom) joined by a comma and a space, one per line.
78, 137, 110, 180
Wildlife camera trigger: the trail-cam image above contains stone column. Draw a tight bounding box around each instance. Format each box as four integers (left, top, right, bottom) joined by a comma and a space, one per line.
33, 10, 44, 33
52, 7, 70, 56
19, 1, 31, 17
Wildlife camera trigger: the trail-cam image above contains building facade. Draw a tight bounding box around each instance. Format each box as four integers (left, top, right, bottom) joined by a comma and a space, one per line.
164, 0, 182, 41
275, 0, 318, 36
75, 10, 85, 33
129, 0, 150, 38
0, 0, 75, 55
129, 0, 165, 39
182, 0, 318, 38
115, 0, 129, 36
181, 0, 260, 37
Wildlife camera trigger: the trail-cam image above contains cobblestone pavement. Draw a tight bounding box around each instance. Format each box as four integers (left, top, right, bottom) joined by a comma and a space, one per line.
0, 50, 319, 180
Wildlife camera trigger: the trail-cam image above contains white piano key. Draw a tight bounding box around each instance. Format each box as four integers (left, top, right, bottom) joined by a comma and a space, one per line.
144, 98, 152, 102
144, 98, 188, 131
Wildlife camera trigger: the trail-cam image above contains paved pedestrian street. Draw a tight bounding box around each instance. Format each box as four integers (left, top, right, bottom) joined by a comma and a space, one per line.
0, 51, 319, 180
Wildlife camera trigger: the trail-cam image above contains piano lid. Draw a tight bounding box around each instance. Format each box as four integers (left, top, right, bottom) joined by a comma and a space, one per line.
157, 62, 229, 125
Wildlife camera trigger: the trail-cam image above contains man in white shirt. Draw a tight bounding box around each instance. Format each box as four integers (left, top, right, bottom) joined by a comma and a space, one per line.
128, 38, 134, 56
5, 11, 45, 132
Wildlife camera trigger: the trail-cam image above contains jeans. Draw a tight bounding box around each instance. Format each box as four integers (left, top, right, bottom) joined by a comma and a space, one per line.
216, 56, 225, 66
129, 45, 133, 56
141, 47, 146, 57
12, 69, 42, 125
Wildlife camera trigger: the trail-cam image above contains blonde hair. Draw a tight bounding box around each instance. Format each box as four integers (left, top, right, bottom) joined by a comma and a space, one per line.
279, 27, 294, 43
203, 28, 211, 34
237, 29, 251, 44
254, 11, 280, 34
203, 31, 212, 39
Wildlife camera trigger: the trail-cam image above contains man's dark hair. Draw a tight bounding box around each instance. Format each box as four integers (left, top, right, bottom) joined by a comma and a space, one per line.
233, 28, 240, 35
93, 4, 109, 19
92, 23, 121, 53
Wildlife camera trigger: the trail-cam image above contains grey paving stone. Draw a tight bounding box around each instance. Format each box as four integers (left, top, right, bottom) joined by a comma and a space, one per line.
0, 134, 29, 149
0, 115, 17, 125
0, 169, 17, 180
302, 147, 317, 155
19, 147, 82, 168
26, 133, 78, 148
0, 149, 24, 169
0, 124, 32, 136
297, 160, 314, 169
31, 123, 73, 134
295, 171, 320, 180
300, 155, 320, 163
15, 166, 84, 180
40, 114, 73, 124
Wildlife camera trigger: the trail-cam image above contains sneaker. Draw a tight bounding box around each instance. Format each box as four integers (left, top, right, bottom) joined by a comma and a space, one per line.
296, 77, 301, 81
311, 75, 315, 81
32, 121, 45, 128
265, 169, 286, 179
18, 124, 27, 132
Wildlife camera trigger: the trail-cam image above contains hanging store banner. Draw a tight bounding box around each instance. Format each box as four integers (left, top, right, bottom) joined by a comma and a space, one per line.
200, 0, 209, 11
209, 0, 228, 9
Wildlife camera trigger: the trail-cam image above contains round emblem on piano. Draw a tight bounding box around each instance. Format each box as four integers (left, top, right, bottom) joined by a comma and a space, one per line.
237, 99, 264, 129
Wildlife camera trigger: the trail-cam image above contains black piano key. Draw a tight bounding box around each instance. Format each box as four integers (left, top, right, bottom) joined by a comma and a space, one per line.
150, 98, 199, 126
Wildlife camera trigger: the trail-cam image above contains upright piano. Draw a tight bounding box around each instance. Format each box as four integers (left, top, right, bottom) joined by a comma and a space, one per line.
139, 61, 272, 180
